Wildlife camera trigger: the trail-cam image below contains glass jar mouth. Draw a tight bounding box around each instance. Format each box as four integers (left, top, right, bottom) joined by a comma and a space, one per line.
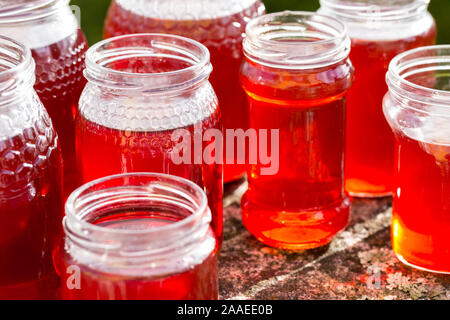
319, 0, 429, 23
0, 0, 67, 24
243, 11, 350, 69
0, 35, 34, 105
64, 173, 213, 274
65, 172, 209, 239
85, 33, 212, 92
386, 45, 450, 112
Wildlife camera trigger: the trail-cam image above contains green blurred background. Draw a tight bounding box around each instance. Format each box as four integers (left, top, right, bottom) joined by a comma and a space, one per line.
71, 0, 450, 45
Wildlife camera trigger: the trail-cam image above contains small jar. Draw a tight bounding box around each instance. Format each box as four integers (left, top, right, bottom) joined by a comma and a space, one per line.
319, 0, 436, 197
104, 0, 265, 183
384, 45, 450, 274
240, 12, 353, 250
0, 35, 63, 299
77, 34, 223, 244
61, 173, 218, 300
0, 0, 89, 195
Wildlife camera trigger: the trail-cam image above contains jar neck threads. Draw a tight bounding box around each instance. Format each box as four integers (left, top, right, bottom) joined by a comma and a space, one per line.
84, 33, 212, 94
386, 45, 450, 116
243, 11, 350, 70
0, 35, 35, 106
64, 173, 214, 275
319, 0, 430, 24
0, 0, 69, 24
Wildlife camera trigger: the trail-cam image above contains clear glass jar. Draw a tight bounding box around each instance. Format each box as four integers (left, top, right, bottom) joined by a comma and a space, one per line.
104, 0, 265, 183
61, 173, 218, 300
319, 0, 436, 197
384, 45, 450, 274
0, 35, 63, 299
240, 12, 353, 250
0, 0, 89, 196
77, 34, 223, 244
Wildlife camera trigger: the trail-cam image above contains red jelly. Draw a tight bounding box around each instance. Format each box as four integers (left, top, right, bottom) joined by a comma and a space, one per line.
0, 0, 88, 196
240, 12, 354, 249
319, 0, 436, 197
385, 46, 450, 274
61, 173, 218, 300
104, 0, 265, 183
0, 36, 63, 299
77, 34, 223, 244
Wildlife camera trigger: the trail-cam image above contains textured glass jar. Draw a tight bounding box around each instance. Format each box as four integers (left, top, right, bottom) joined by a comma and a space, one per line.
77, 34, 223, 244
0, 0, 89, 196
0, 35, 63, 299
104, 0, 265, 183
384, 45, 450, 274
319, 0, 436, 197
61, 173, 218, 300
240, 12, 353, 250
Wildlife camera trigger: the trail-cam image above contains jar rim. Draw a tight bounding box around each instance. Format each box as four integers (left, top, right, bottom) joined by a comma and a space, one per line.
85, 33, 212, 92
0, 0, 68, 24
64, 172, 214, 275
0, 35, 34, 104
65, 172, 209, 237
243, 11, 350, 69
319, 0, 429, 23
387, 45, 450, 109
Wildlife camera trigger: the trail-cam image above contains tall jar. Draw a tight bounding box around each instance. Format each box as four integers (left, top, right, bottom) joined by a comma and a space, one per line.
61, 173, 218, 300
0, 36, 63, 299
0, 0, 89, 196
240, 12, 354, 250
77, 34, 223, 244
319, 0, 436, 197
104, 0, 265, 183
384, 45, 450, 274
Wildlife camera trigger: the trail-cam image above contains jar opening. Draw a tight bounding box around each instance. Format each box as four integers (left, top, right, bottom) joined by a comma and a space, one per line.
64, 173, 211, 254
387, 45, 450, 110
0, 35, 34, 104
319, 0, 429, 23
243, 11, 350, 69
0, 0, 68, 24
85, 33, 212, 92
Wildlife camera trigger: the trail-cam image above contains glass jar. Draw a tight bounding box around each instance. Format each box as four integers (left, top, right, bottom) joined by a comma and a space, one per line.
240, 12, 354, 250
104, 0, 265, 183
0, 0, 89, 196
77, 34, 223, 244
319, 0, 436, 197
60, 173, 218, 300
384, 45, 450, 274
0, 35, 63, 299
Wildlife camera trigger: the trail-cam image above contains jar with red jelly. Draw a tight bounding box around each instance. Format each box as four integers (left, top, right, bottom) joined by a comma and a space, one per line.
319, 0, 436, 197
240, 12, 354, 250
77, 34, 223, 245
61, 173, 218, 300
0, 35, 63, 299
0, 0, 89, 196
384, 45, 450, 274
104, 0, 265, 183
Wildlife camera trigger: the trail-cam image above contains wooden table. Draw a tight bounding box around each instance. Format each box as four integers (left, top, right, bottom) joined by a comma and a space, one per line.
219, 181, 450, 300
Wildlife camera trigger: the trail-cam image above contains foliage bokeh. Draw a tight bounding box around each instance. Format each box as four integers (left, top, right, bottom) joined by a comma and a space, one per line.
71, 0, 450, 46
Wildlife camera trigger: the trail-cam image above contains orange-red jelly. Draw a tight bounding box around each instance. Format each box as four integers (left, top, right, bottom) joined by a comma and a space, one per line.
240, 12, 353, 249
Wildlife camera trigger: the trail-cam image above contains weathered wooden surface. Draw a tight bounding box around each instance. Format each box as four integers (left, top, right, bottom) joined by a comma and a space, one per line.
219, 181, 450, 300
